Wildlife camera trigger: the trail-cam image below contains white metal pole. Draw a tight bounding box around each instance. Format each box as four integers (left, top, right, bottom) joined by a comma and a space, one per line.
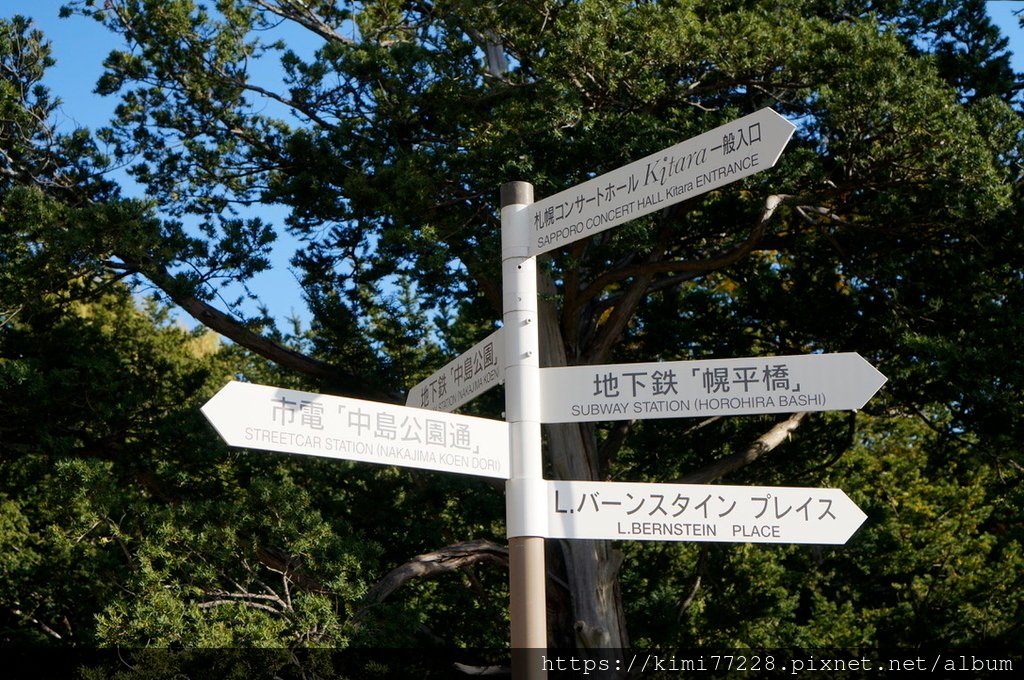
501, 181, 547, 679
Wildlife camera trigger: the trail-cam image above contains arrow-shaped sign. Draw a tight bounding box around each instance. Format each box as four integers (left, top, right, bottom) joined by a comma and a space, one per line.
202, 381, 510, 479
538, 353, 886, 423
407, 328, 505, 412
539, 480, 866, 545
529, 108, 796, 256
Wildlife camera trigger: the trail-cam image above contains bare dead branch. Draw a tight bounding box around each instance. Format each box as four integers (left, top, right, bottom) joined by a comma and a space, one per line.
204, 589, 288, 606
197, 599, 285, 616
4, 604, 64, 640
255, 546, 328, 595
250, 0, 354, 45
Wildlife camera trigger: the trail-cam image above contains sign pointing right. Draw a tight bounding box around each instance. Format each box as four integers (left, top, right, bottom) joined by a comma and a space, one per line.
541, 480, 867, 545
529, 108, 796, 256
539, 353, 886, 423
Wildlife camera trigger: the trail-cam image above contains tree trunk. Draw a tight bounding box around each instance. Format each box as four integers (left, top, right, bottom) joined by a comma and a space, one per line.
538, 274, 629, 650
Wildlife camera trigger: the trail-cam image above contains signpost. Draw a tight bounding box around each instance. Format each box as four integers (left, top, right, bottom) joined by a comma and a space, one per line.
200, 109, 886, 680
546, 480, 867, 545
407, 328, 505, 412
538, 353, 887, 423
528, 108, 796, 256
501, 181, 549, 661
501, 111, 825, 677
202, 381, 510, 479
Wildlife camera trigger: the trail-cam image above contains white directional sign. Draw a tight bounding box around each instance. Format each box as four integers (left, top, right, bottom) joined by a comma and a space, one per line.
203, 381, 510, 479
539, 353, 886, 423
529, 108, 796, 256
544, 480, 866, 545
407, 328, 505, 413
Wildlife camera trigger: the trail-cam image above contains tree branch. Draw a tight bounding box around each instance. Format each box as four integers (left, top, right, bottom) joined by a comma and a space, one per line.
597, 420, 634, 477
580, 217, 676, 364
115, 257, 399, 401
573, 194, 791, 313
676, 545, 708, 621
362, 539, 509, 606
3, 604, 64, 641
197, 598, 286, 616
680, 411, 808, 484
250, 0, 355, 46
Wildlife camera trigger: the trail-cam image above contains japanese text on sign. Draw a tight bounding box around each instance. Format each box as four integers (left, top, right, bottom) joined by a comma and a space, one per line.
267, 395, 476, 451
407, 329, 505, 413
528, 109, 795, 255
538, 353, 886, 423
202, 381, 510, 479
544, 481, 867, 545
534, 121, 763, 233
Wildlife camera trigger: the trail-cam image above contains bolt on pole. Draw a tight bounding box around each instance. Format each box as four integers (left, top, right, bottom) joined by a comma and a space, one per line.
501, 181, 547, 679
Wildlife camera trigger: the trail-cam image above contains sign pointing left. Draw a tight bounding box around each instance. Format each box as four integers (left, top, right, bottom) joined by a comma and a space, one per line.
407, 328, 505, 413
202, 381, 510, 479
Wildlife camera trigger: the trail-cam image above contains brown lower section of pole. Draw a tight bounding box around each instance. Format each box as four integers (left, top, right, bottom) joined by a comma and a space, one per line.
510, 535, 547, 680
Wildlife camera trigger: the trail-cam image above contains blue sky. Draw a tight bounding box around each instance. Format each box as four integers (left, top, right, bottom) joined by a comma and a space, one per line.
14, 1, 313, 326
8, 1, 1024, 328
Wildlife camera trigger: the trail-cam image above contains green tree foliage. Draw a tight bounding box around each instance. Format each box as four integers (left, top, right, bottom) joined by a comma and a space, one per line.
0, 278, 509, 652
2, 0, 1023, 656
622, 412, 1024, 649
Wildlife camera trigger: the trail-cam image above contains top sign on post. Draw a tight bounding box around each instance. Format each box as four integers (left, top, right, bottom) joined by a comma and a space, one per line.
529, 108, 796, 256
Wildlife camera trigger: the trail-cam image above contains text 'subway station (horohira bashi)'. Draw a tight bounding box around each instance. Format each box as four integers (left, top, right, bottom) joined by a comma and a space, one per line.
539, 353, 886, 423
